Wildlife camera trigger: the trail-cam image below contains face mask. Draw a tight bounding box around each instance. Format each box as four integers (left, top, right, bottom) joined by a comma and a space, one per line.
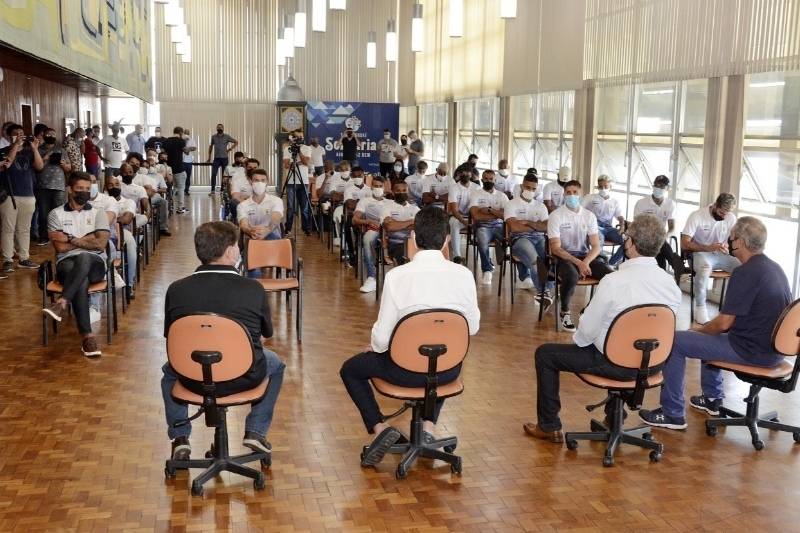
108, 187, 121, 197
234, 253, 242, 271
44, 136, 56, 145
521, 189, 535, 201
353, 177, 364, 186
383, 133, 390, 139
498, 170, 508, 177
217, 129, 223, 134
73, 191, 90, 205
340, 171, 351, 179
138, 167, 148, 174
558, 179, 568, 187
121, 175, 134, 185
393, 164, 402, 173
652, 187, 665, 199
623, 237, 632, 260
394, 193, 408, 204
252, 182, 267, 196
712, 209, 725, 222
372, 188, 384, 199
598, 188, 610, 199
89, 183, 99, 198
565, 195, 580, 209
482, 181, 494, 191
401, 138, 407, 145
728, 238, 738, 257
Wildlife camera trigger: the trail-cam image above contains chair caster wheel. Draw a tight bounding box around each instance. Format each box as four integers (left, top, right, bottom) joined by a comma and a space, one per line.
396, 466, 408, 480
649, 451, 662, 462
261, 456, 272, 468
360, 446, 368, 463
566, 439, 578, 450
793, 432, 800, 443
205, 443, 216, 458
770, 417, 780, 423
444, 444, 457, 453
191, 482, 204, 496
705, 424, 718, 437
642, 432, 653, 441
164, 466, 176, 479
602, 455, 614, 467
753, 440, 764, 451
450, 458, 462, 475
254, 474, 266, 490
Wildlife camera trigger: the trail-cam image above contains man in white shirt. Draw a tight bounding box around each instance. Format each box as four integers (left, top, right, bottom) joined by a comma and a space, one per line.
404, 160, 427, 207
238, 169, 284, 277
447, 164, 480, 263
633, 175, 684, 283
381, 182, 420, 265
119, 163, 151, 230
340, 206, 480, 465
339, 167, 370, 266
309, 137, 326, 177
582, 175, 625, 265
353, 175, 388, 293
100, 123, 128, 178
494, 159, 516, 199
102, 175, 138, 293
421, 163, 451, 208
542, 166, 571, 213
128, 153, 170, 237
229, 158, 258, 220
469, 169, 509, 285
182, 128, 197, 195
504, 174, 554, 304
125, 124, 147, 157
681, 193, 739, 324
325, 161, 353, 245
282, 132, 313, 235
547, 180, 613, 331
524, 214, 681, 443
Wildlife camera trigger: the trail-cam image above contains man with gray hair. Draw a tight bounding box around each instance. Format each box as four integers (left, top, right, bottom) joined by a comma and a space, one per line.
525, 214, 682, 443
680, 193, 739, 324
641, 216, 791, 430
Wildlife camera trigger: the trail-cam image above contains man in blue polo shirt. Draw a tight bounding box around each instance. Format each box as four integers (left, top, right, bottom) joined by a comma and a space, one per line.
640, 216, 792, 429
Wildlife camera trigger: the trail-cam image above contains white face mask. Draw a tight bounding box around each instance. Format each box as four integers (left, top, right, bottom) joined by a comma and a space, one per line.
372, 187, 384, 199
393, 164, 403, 173
353, 177, 364, 186
498, 170, 508, 177
521, 189, 535, 201
90, 183, 99, 199
383, 133, 390, 139
252, 182, 267, 196
137, 167, 147, 174
652, 187, 665, 199
598, 188, 610, 199
340, 171, 351, 179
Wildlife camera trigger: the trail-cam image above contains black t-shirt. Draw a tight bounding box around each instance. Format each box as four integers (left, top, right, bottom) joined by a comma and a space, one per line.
342, 136, 358, 160
164, 265, 273, 396
162, 136, 186, 175
145, 136, 166, 153
721, 254, 791, 360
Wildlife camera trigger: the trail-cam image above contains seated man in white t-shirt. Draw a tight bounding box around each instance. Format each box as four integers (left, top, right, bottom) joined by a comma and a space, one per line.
420, 163, 451, 208
582, 175, 625, 265
340, 166, 369, 267
542, 166, 571, 213
633, 174, 684, 283
447, 164, 480, 264
681, 193, 739, 324
102, 174, 138, 293
404, 160, 427, 207
353, 175, 387, 293
237, 169, 284, 277
327, 161, 353, 244
229, 158, 258, 220
380, 181, 420, 265
118, 163, 153, 233
494, 159, 516, 199
547, 180, 613, 331
504, 173, 554, 305
469, 169, 509, 285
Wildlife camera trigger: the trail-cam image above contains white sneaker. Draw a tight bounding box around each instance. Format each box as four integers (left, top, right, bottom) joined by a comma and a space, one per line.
360, 277, 377, 293
694, 305, 710, 325
561, 312, 576, 331
114, 270, 126, 287
333, 237, 340, 247
517, 277, 535, 290
481, 271, 493, 285
89, 306, 101, 324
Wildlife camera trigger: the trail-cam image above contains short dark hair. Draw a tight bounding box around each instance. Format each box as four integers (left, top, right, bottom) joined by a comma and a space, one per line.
68, 172, 93, 188
126, 152, 143, 163
5, 123, 22, 136
33, 123, 49, 137
371, 174, 384, 184
246, 158, 261, 166
383, 128, 390, 133
234, 151, 245, 158
654, 174, 670, 187
249, 168, 268, 179
173, 126, 184, 135
564, 179, 582, 190
715, 193, 736, 210
467, 153, 478, 160
194, 221, 239, 265
416, 160, 428, 171
351, 165, 363, 173
523, 173, 539, 183
414, 206, 448, 250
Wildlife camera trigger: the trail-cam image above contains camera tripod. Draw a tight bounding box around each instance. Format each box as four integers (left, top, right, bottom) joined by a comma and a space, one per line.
279, 152, 318, 240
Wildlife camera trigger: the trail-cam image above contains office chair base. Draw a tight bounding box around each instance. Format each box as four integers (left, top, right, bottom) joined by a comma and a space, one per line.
165, 452, 269, 496
565, 417, 664, 467
705, 391, 800, 450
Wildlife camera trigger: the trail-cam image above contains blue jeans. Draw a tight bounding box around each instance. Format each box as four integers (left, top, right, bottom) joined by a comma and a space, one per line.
210, 157, 228, 192
161, 348, 286, 439
598, 221, 625, 265
362, 229, 379, 278
659, 331, 783, 418
511, 234, 554, 293
476, 224, 504, 273
286, 184, 311, 233
247, 229, 283, 278
692, 251, 740, 307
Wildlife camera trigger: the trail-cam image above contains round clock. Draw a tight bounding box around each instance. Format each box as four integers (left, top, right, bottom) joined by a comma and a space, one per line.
281, 108, 303, 132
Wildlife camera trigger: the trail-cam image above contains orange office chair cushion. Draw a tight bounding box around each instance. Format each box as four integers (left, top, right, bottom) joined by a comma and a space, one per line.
578, 372, 664, 390
371, 377, 464, 400
256, 277, 299, 291
47, 280, 108, 294
171, 378, 269, 406
706, 360, 794, 380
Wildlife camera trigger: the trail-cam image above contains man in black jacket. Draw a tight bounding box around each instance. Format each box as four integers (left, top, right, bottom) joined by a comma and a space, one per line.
160, 221, 285, 461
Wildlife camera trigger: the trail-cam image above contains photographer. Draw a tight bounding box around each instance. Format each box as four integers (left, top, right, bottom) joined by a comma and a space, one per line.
281, 132, 312, 235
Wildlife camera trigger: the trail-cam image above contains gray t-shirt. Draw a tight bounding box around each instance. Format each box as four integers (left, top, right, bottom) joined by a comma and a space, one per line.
37, 163, 65, 191
377, 138, 399, 164
210, 133, 237, 159
48, 203, 110, 262
408, 138, 424, 170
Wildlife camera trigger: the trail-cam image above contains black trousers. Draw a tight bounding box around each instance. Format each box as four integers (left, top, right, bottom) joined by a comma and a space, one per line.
558, 256, 613, 310
343, 215, 356, 266
379, 162, 393, 177
184, 163, 192, 194
656, 240, 683, 273
340, 351, 461, 432
56, 253, 107, 335
387, 241, 407, 264
535, 343, 651, 432
35, 188, 65, 242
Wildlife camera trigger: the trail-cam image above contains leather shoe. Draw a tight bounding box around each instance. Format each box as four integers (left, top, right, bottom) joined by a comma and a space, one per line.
523, 422, 563, 444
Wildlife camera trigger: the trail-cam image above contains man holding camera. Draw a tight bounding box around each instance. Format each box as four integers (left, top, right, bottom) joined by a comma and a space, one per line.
282, 132, 313, 235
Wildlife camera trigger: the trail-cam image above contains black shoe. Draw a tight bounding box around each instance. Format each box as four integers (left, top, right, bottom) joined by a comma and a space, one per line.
453, 256, 463, 265
690, 394, 722, 416
361, 427, 402, 467
242, 431, 272, 455
304, 230, 311, 237
2, 261, 13, 273
171, 436, 191, 460
639, 407, 687, 430
159, 229, 172, 237
539, 291, 554, 311
18, 259, 39, 269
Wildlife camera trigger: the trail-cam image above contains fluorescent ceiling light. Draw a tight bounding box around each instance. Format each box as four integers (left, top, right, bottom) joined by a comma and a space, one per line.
170, 24, 187, 43
449, 0, 463, 38
385, 20, 398, 62
330, 0, 345, 10
500, 0, 517, 18
641, 89, 674, 95
749, 81, 785, 88
294, 12, 307, 47
366, 31, 376, 69
411, 3, 423, 52
164, 1, 183, 26
276, 37, 286, 66
312, 0, 326, 31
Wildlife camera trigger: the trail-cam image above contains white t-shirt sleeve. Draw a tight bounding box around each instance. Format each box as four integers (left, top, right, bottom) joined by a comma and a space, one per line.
682, 210, 699, 237
586, 211, 599, 236
547, 213, 560, 240
236, 201, 250, 222
272, 197, 285, 216
666, 200, 677, 220
354, 198, 367, 214
468, 190, 481, 208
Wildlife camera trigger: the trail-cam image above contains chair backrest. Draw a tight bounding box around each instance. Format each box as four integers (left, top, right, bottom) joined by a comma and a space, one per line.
388, 309, 469, 373
772, 298, 800, 357
166, 313, 253, 383
406, 231, 450, 260
603, 304, 675, 370
247, 238, 294, 270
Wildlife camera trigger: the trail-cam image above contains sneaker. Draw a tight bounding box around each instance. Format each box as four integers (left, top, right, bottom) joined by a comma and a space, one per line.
242, 431, 272, 455
359, 277, 377, 293
2, 261, 13, 273
17, 259, 39, 269
43, 301, 67, 322
539, 291, 554, 311
333, 237, 340, 247
160, 229, 172, 237
561, 312, 576, 331
89, 306, 101, 324
694, 305, 710, 325
113, 270, 126, 288
481, 271, 493, 285
452, 256, 463, 265
0, 273, 7, 280
81, 336, 102, 358
171, 436, 191, 461
690, 394, 722, 416
639, 407, 687, 430
517, 277, 535, 290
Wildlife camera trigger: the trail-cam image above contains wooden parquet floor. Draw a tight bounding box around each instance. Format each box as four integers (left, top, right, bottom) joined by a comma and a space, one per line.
2, 194, 799, 532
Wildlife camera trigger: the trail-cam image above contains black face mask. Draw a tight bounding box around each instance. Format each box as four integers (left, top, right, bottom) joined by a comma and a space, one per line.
73, 191, 90, 205
44, 136, 56, 145
712, 209, 725, 222
121, 175, 134, 184
107, 187, 121, 198
394, 193, 408, 204
482, 181, 494, 191
217, 129, 224, 134
727, 238, 738, 257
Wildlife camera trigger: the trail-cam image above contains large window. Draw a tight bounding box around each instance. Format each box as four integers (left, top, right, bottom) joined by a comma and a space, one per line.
511, 91, 574, 186
457, 98, 500, 170
419, 103, 448, 169
740, 71, 800, 292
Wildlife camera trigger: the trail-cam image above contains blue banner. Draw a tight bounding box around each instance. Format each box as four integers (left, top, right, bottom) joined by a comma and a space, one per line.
306, 101, 399, 174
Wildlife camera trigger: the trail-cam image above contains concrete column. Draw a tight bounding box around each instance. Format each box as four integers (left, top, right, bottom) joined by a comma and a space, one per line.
571, 87, 596, 190
447, 101, 458, 170
498, 96, 512, 166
